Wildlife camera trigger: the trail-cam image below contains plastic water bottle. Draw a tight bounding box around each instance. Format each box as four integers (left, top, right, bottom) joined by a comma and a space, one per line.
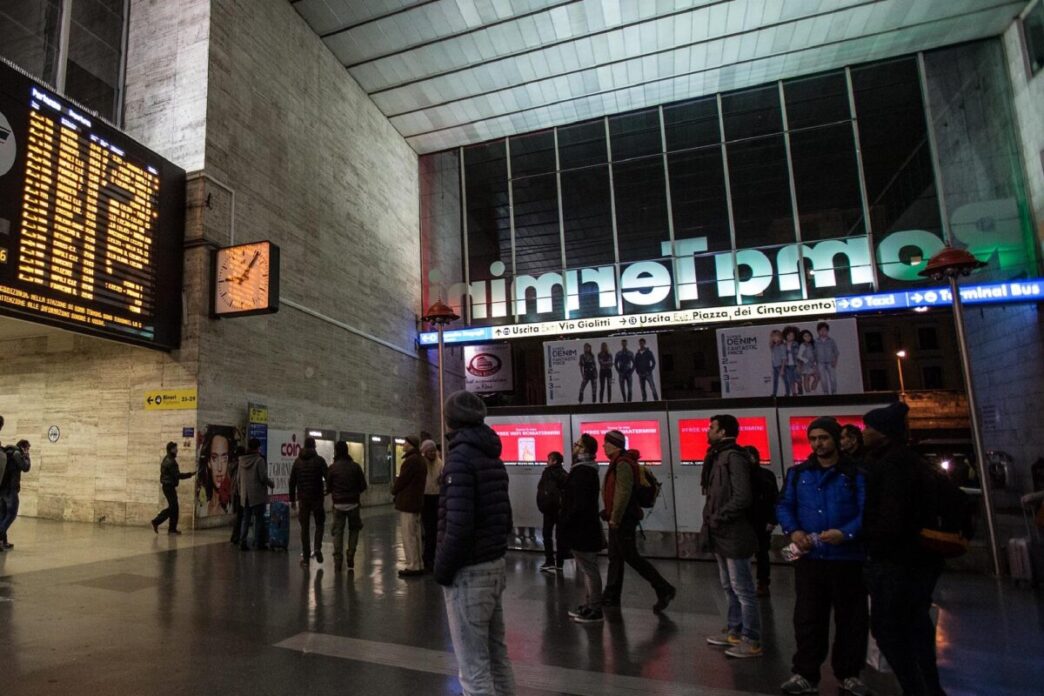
782, 533, 823, 562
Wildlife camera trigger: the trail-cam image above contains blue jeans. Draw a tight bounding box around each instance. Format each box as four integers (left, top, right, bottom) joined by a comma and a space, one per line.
716, 554, 761, 642
0, 490, 20, 542
442, 558, 515, 696
819, 363, 838, 394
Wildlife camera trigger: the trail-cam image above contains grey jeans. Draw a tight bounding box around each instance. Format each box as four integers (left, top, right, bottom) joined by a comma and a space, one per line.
572, 550, 603, 608
442, 558, 516, 696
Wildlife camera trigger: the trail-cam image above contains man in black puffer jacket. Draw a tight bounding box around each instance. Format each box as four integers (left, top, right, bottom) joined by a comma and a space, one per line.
436, 390, 515, 696
289, 437, 329, 566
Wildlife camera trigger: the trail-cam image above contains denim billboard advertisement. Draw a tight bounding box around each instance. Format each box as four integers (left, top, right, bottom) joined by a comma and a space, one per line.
544, 334, 661, 406
716, 318, 862, 398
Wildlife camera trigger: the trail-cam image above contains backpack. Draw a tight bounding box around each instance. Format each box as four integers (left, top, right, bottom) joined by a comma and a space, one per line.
916, 459, 976, 558
751, 464, 780, 525
634, 465, 661, 509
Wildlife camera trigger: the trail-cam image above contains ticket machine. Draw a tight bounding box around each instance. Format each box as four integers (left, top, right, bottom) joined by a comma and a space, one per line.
486, 414, 572, 553
572, 411, 676, 558
668, 408, 782, 558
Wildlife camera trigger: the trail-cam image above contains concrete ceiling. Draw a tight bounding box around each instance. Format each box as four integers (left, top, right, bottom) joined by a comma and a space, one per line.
290, 0, 1029, 154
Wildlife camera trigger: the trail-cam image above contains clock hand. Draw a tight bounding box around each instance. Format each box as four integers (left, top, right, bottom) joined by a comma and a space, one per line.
237, 252, 261, 283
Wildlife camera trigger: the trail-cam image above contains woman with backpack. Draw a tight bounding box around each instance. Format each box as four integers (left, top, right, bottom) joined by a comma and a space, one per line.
537, 450, 568, 573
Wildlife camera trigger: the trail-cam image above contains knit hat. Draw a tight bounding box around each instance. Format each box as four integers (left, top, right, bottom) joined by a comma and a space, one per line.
863, 402, 910, 440
807, 416, 842, 448
420, 439, 437, 453
404, 435, 420, 449
444, 390, 487, 429
603, 430, 626, 450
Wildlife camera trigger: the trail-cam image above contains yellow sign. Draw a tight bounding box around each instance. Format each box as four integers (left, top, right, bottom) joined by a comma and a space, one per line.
144, 388, 197, 411
248, 404, 269, 424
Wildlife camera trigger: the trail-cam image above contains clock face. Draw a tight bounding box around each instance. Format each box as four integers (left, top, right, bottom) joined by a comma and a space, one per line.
213, 241, 278, 316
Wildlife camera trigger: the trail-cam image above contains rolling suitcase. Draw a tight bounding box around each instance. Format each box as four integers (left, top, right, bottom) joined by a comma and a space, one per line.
267, 501, 290, 551
1008, 491, 1044, 587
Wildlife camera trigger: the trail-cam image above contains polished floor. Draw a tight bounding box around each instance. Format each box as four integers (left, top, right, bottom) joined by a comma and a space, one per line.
0, 511, 1041, 696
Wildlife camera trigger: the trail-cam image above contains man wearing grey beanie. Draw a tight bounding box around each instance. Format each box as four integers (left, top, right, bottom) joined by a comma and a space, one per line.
436, 390, 515, 695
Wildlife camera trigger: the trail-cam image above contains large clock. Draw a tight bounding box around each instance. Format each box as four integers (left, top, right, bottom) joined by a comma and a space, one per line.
211, 241, 280, 317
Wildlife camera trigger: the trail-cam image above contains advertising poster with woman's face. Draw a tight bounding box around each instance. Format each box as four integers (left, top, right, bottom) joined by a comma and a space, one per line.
196, 424, 240, 518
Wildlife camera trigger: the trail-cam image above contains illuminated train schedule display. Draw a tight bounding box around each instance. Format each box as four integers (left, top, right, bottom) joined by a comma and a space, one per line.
0, 61, 185, 349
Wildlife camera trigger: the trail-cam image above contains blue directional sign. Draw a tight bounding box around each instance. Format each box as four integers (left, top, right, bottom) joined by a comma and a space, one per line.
835, 278, 1044, 313
418, 326, 493, 346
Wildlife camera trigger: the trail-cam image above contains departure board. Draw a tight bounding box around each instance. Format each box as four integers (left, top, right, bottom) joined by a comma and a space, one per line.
0, 60, 185, 349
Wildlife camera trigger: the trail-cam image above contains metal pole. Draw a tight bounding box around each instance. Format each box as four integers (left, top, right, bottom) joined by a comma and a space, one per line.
896, 356, 906, 398
437, 324, 447, 458
949, 276, 1002, 577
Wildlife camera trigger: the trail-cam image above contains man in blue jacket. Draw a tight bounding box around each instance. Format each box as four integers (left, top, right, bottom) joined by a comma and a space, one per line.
614, 339, 635, 403
436, 390, 515, 696
776, 417, 870, 696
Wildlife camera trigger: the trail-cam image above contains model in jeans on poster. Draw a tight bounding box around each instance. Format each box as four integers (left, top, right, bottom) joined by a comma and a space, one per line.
702, 414, 762, 658
815, 322, 840, 395
436, 390, 515, 696
597, 342, 614, 403
577, 343, 598, 403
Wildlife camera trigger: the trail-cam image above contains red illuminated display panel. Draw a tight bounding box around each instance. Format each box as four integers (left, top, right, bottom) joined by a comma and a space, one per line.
579, 420, 662, 464
490, 422, 564, 465
788, 415, 865, 464
678, 417, 772, 466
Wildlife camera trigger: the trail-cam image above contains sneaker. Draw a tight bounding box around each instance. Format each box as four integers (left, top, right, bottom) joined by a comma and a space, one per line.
315, 551, 324, 564
706, 630, 741, 647
724, 639, 763, 659
347, 558, 355, 571
539, 562, 556, 574
840, 677, 873, 696
780, 674, 818, 694
567, 605, 587, 619
151, 521, 159, 534
653, 584, 676, 614
572, 607, 604, 624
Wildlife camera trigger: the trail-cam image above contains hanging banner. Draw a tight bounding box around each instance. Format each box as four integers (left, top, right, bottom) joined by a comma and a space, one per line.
267, 429, 302, 501
716, 318, 863, 398
544, 334, 661, 406
464, 344, 513, 392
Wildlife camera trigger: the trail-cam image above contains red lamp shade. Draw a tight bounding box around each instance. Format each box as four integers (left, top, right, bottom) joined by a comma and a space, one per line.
423, 300, 459, 325
918, 247, 987, 279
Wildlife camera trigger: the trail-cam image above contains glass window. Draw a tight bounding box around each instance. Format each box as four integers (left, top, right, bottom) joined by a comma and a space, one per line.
558, 119, 607, 170
561, 165, 614, 268
65, 0, 125, 120
511, 173, 561, 276
0, 0, 63, 85
464, 142, 510, 282
609, 108, 661, 161
663, 95, 720, 152
1024, 1, 1044, 75
721, 85, 782, 141
726, 135, 795, 249
667, 146, 731, 251
783, 72, 850, 130
509, 130, 555, 178
917, 326, 939, 350
852, 59, 943, 281
922, 365, 944, 389
613, 155, 670, 263
789, 124, 866, 240
864, 331, 884, 353
868, 368, 889, 391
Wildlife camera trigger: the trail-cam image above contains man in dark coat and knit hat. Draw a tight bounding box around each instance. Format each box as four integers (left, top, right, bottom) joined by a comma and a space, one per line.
435, 390, 515, 696
861, 401, 947, 696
